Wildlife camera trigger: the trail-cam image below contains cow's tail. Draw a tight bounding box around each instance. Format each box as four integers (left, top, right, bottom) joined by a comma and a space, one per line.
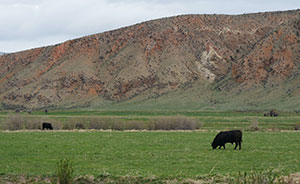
240, 131, 243, 142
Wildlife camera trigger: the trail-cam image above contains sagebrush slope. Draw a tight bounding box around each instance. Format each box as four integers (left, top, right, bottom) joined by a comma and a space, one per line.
0, 10, 300, 110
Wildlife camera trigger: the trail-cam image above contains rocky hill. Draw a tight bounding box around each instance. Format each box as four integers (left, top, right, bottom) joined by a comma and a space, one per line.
1, 10, 300, 111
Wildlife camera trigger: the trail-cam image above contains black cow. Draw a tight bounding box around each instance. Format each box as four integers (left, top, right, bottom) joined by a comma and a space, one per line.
270, 109, 279, 117
211, 130, 242, 150
264, 110, 279, 117
42, 122, 53, 130
263, 113, 269, 116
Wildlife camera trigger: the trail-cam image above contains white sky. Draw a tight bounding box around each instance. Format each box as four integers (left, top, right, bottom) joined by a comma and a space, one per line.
0, 0, 299, 53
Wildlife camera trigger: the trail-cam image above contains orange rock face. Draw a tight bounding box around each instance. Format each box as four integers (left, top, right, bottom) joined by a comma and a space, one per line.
1, 10, 300, 109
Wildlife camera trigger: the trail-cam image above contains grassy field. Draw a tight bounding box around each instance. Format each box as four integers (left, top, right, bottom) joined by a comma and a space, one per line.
0, 111, 299, 183
0, 131, 299, 179
1, 110, 299, 131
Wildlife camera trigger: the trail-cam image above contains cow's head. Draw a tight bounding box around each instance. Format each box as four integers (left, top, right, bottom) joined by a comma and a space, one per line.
211, 142, 217, 149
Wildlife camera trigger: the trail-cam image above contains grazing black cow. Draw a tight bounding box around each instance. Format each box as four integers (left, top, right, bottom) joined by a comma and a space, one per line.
270, 109, 279, 117
211, 130, 242, 150
264, 110, 279, 117
42, 122, 53, 130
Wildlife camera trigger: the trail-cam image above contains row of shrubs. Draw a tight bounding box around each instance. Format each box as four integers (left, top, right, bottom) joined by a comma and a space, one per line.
247, 119, 300, 131
0, 114, 203, 131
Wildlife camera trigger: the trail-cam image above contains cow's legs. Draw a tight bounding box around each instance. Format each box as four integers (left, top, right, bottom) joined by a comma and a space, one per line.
238, 142, 241, 150
234, 142, 238, 150
223, 144, 226, 149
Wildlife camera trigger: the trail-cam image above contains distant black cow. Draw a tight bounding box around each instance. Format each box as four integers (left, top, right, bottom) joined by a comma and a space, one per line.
42, 122, 53, 130
270, 109, 279, 117
211, 130, 242, 150
264, 110, 279, 117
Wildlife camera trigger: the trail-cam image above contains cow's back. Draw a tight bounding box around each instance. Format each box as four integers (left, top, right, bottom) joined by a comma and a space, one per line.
42, 122, 53, 130
230, 130, 242, 142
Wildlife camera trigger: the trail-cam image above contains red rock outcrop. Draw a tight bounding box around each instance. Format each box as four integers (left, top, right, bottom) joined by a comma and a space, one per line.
0, 10, 300, 109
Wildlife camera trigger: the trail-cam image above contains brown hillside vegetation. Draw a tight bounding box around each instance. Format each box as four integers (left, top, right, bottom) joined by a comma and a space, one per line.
0, 10, 300, 110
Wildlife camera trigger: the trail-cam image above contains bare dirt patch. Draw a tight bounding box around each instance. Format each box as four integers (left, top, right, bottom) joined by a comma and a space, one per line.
281, 172, 300, 184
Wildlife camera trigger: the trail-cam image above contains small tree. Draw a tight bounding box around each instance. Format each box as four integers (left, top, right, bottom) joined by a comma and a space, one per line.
56, 159, 74, 184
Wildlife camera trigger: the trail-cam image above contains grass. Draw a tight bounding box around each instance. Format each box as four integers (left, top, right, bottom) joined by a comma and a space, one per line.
1, 110, 299, 131
79, 77, 300, 112
0, 111, 299, 182
0, 131, 299, 180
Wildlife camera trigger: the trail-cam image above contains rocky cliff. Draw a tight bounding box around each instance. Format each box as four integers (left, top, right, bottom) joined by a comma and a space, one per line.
1, 10, 300, 110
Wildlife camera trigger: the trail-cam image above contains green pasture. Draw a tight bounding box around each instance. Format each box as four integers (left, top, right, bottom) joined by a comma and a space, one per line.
1, 110, 299, 131
0, 110, 299, 182
0, 131, 299, 179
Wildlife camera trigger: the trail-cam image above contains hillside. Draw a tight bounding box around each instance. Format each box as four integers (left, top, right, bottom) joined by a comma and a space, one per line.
0, 10, 300, 111
0, 52, 5, 55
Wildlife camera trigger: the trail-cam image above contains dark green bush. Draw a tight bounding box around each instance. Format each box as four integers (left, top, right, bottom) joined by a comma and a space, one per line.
56, 159, 74, 184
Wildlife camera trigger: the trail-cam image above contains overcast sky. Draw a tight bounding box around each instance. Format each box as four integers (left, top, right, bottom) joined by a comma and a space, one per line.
0, 0, 300, 53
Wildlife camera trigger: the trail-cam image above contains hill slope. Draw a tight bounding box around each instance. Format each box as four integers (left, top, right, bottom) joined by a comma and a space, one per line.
1, 10, 300, 111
